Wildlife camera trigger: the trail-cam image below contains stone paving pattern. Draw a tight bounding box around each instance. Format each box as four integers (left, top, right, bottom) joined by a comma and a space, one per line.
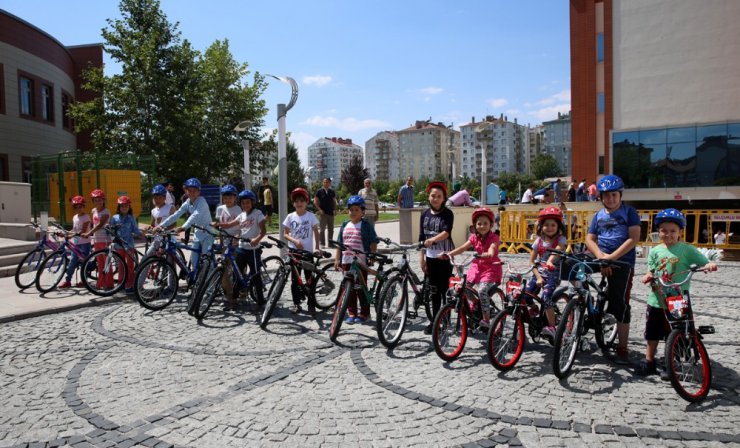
1, 253, 739, 447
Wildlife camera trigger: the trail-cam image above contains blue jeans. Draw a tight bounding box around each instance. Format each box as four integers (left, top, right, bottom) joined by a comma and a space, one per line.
65, 243, 91, 282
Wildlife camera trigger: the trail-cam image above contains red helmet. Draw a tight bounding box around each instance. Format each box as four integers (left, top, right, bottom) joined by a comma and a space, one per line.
290, 187, 309, 201
117, 195, 132, 205
71, 195, 85, 206
472, 207, 495, 224
90, 189, 105, 199
538, 206, 563, 223
426, 181, 448, 198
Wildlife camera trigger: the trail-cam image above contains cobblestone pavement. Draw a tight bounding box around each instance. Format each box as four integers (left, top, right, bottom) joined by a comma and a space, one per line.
1, 253, 739, 447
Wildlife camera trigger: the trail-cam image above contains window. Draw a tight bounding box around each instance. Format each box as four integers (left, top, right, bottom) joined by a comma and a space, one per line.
41, 85, 53, 121
20, 77, 33, 116
597, 33, 605, 62
597, 93, 605, 113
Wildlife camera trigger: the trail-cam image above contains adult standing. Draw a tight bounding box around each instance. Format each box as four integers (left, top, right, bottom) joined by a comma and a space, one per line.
551, 178, 561, 202
577, 178, 586, 202
588, 181, 598, 201
397, 176, 415, 208
358, 178, 380, 223
567, 182, 576, 202
314, 177, 338, 247
257, 177, 274, 227
164, 182, 176, 206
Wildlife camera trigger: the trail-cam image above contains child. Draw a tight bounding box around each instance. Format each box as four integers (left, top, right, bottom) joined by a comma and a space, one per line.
81, 189, 112, 290
443, 208, 502, 326
333, 195, 379, 324
59, 196, 91, 288
110, 196, 142, 293
584, 174, 641, 365
150, 185, 173, 228
524, 206, 567, 339
213, 185, 241, 304
283, 187, 321, 314
638, 208, 717, 376
419, 181, 455, 334
216, 189, 266, 310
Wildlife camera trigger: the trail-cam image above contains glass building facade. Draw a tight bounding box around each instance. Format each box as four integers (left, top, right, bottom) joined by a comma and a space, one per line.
612, 122, 740, 188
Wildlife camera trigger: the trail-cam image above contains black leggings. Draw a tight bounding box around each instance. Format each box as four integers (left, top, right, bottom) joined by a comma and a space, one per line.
426, 256, 453, 318
290, 265, 313, 307
235, 248, 264, 305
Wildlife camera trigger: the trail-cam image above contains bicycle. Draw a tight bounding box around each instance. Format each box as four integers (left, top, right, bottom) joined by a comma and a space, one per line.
550, 249, 629, 379
192, 228, 282, 320
34, 231, 94, 293
259, 235, 338, 329
14, 222, 64, 290
650, 265, 716, 403
375, 239, 430, 349
431, 254, 505, 362
328, 240, 395, 342
79, 224, 145, 296
486, 262, 569, 371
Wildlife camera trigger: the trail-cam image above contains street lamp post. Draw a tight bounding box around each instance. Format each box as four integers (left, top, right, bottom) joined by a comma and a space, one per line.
233, 120, 253, 189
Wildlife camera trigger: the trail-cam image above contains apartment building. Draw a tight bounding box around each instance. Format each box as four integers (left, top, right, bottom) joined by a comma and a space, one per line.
396, 120, 460, 181
364, 131, 399, 182
459, 115, 527, 180
543, 111, 571, 176
307, 137, 363, 184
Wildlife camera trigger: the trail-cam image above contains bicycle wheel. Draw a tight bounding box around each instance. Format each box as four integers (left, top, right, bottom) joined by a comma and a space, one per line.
421, 276, 433, 321
432, 302, 468, 362
552, 298, 584, 379
188, 256, 212, 315
260, 268, 289, 329
485, 286, 506, 315
376, 274, 408, 349
312, 264, 343, 310
81, 249, 126, 296
134, 257, 178, 310
15, 248, 46, 289
487, 309, 525, 371
665, 329, 712, 403
195, 266, 224, 320
594, 301, 618, 350
35, 251, 68, 293
257, 255, 285, 296
329, 279, 352, 342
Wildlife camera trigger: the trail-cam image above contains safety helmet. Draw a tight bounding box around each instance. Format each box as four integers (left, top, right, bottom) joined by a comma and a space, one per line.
291, 187, 309, 201
426, 181, 448, 199
184, 178, 201, 189
238, 189, 257, 202
90, 189, 105, 199
654, 208, 685, 230
472, 207, 495, 224
597, 175, 624, 193
117, 195, 132, 205
220, 184, 237, 195
71, 195, 85, 206
151, 185, 167, 196
346, 195, 366, 209
538, 206, 563, 223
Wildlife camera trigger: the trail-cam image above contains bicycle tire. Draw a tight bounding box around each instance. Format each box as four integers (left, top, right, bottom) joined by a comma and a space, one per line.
329, 279, 352, 342
195, 266, 225, 320
432, 302, 468, 362
376, 273, 408, 349
552, 298, 584, 379
594, 300, 618, 350
35, 251, 68, 293
260, 268, 289, 329
665, 329, 712, 403
256, 255, 285, 296
134, 256, 178, 310
312, 263, 343, 310
483, 285, 506, 316
188, 256, 212, 315
487, 308, 525, 371
421, 276, 433, 321
15, 248, 46, 289
81, 249, 127, 296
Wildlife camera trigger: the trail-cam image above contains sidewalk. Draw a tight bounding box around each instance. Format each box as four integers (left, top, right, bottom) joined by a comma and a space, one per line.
0, 220, 402, 323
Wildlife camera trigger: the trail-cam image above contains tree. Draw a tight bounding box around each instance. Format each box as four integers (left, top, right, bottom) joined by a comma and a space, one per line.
496, 172, 536, 201
259, 133, 304, 212
531, 154, 563, 179
341, 156, 368, 197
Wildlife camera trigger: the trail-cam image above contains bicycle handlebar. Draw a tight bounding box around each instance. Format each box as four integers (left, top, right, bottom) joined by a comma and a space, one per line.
266, 236, 331, 259
546, 248, 631, 270
330, 240, 392, 264
655, 264, 704, 288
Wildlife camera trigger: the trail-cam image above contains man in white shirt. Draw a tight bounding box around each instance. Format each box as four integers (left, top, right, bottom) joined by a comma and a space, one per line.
165, 182, 176, 206
521, 186, 534, 204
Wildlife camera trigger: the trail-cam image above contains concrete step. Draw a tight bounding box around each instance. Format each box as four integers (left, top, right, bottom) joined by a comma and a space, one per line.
0, 239, 37, 257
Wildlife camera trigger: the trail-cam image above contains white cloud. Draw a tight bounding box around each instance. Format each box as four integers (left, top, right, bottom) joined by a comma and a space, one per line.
524, 90, 571, 121
527, 103, 571, 121
419, 87, 443, 95
301, 115, 391, 132
486, 98, 508, 108
290, 131, 318, 166
302, 75, 332, 87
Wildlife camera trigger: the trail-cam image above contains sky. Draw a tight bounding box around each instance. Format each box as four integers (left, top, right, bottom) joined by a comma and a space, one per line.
3, 0, 571, 166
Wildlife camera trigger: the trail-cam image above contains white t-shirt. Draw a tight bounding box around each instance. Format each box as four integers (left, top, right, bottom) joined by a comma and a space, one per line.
715, 232, 726, 244
73, 214, 91, 245
151, 203, 173, 226
341, 221, 365, 265
165, 191, 175, 205
216, 204, 242, 237
521, 189, 533, 204
283, 211, 319, 252
237, 209, 265, 250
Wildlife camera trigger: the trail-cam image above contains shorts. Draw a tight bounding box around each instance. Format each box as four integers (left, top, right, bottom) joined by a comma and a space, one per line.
644, 304, 672, 341
263, 205, 273, 216
604, 264, 634, 324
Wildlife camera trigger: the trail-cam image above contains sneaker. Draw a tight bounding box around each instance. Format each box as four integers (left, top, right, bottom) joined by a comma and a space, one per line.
635, 359, 657, 376
58, 281, 72, 289
615, 346, 630, 365
354, 316, 366, 324
659, 366, 671, 381
290, 305, 303, 314
345, 316, 356, 324
541, 325, 557, 340
424, 323, 433, 335
307, 305, 316, 315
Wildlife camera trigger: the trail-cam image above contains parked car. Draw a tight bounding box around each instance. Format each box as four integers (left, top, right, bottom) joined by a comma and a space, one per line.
470, 197, 481, 207
378, 202, 397, 209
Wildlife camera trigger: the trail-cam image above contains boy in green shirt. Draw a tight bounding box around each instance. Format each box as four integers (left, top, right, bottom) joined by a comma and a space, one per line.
638, 208, 717, 376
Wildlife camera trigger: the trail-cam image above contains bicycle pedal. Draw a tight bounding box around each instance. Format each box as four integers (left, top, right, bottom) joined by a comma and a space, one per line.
698, 325, 715, 335
407, 310, 418, 320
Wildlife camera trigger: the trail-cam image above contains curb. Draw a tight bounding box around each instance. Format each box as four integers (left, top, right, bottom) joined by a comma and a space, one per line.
0, 294, 126, 324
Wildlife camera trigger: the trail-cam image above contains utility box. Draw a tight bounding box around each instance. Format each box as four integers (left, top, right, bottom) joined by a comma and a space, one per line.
0, 182, 32, 223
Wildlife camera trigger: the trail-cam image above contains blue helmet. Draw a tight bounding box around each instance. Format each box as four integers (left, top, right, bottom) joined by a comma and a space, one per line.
151, 185, 167, 196
346, 195, 366, 209
654, 208, 685, 230
184, 178, 201, 189
238, 189, 257, 202
220, 184, 237, 195
597, 175, 624, 193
